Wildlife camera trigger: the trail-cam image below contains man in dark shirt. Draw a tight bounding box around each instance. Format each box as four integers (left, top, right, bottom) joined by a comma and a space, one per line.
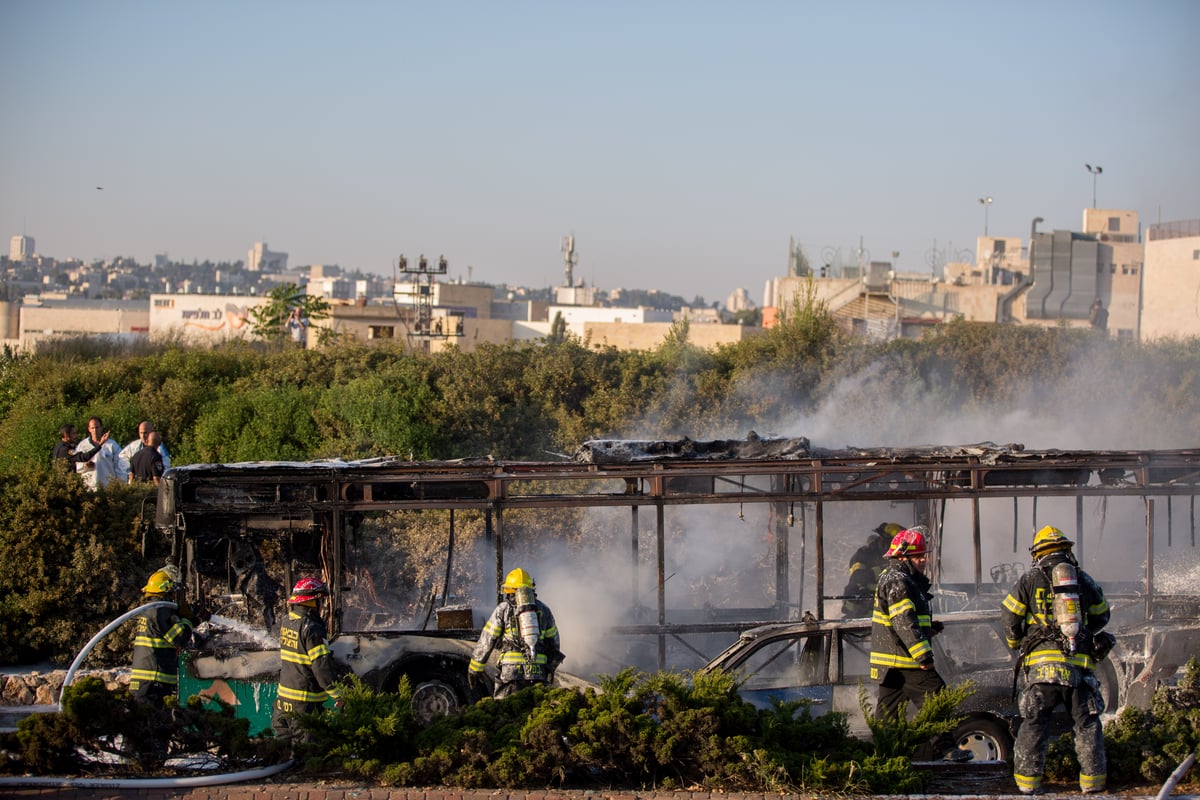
52, 424, 79, 463
130, 431, 166, 485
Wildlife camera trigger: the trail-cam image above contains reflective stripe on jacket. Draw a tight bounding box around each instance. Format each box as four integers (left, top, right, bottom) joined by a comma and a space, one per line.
277, 607, 341, 704
1001, 561, 1110, 677
469, 598, 560, 682
870, 559, 935, 673
131, 604, 193, 687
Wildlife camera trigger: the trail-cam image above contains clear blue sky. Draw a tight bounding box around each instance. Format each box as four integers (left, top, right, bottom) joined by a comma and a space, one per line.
3, 1, 1197, 306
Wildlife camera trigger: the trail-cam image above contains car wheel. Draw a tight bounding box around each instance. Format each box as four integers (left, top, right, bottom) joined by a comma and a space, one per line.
409, 678, 462, 726
954, 715, 1013, 763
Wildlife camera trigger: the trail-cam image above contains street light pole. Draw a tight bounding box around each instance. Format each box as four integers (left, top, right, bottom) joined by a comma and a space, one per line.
978, 196, 993, 237
1086, 164, 1103, 208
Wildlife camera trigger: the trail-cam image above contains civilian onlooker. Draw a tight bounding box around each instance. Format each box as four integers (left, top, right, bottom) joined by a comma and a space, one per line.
287, 307, 309, 348
119, 420, 172, 476
130, 431, 166, 485
73, 417, 123, 490
52, 424, 81, 464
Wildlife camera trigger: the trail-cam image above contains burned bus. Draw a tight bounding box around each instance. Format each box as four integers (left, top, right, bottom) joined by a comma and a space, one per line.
152, 437, 1200, 730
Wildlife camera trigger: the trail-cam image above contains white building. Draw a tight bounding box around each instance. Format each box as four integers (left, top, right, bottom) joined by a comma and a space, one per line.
725, 287, 755, 312
247, 242, 288, 272
149, 294, 266, 344
1140, 219, 1200, 341
9, 235, 34, 261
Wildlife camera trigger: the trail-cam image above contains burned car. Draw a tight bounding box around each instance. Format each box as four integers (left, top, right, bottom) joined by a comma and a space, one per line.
696, 610, 1121, 763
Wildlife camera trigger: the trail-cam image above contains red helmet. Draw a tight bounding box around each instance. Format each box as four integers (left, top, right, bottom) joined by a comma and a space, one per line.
885, 526, 929, 558
289, 577, 329, 604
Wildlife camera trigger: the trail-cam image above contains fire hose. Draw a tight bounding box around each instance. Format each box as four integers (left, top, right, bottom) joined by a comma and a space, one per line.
0, 600, 294, 789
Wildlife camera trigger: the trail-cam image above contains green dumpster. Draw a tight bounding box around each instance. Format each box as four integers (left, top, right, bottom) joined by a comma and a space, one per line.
178, 650, 279, 735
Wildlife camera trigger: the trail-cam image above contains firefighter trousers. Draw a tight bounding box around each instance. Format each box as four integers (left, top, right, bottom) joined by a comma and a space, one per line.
874, 666, 946, 722
1014, 678, 1106, 794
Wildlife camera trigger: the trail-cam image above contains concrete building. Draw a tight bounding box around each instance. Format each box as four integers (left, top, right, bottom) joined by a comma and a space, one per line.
570, 320, 763, 351
725, 287, 755, 312
17, 299, 149, 351
148, 294, 265, 344
9, 235, 34, 261
247, 242, 288, 272
766, 207, 1147, 340
1141, 219, 1200, 341
549, 305, 674, 326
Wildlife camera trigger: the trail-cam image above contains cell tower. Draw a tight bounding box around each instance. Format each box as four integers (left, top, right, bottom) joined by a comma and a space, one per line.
561, 235, 577, 287
392, 253, 462, 351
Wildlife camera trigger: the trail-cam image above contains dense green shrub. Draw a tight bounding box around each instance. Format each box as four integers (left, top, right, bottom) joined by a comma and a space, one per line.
0, 466, 152, 665
1045, 657, 1200, 789
0, 676, 283, 776
297, 668, 922, 793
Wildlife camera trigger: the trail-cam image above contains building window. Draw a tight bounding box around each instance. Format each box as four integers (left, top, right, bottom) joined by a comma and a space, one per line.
367, 325, 394, 339
1193, 249, 1199, 260
1108, 217, 1121, 232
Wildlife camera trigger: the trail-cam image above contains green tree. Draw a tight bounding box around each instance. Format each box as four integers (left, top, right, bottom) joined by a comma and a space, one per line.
249, 284, 331, 347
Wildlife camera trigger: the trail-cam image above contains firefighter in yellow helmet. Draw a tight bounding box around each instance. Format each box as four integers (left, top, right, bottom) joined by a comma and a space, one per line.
468, 567, 563, 699
130, 565, 203, 705
1002, 526, 1111, 795
842, 522, 903, 618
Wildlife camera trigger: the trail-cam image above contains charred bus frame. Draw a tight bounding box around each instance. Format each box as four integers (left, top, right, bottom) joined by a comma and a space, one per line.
155, 440, 1200, 672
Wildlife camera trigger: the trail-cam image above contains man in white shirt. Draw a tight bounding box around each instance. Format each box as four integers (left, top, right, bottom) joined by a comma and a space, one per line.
119, 420, 172, 476
74, 417, 124, 490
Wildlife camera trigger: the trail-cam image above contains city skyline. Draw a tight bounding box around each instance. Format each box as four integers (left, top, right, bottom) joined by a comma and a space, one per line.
2, 1, 1197, 305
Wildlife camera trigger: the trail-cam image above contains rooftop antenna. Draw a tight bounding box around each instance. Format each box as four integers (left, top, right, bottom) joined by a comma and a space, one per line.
561, 234, 577, 287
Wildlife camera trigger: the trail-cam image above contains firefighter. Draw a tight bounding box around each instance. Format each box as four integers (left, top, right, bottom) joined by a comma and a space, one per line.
842, 521, 903, 618
869, 526, 950, 721
130, 566, 202, 705
468, 567, 563, 699
272, 577, 342, 745
1002, 526, 1111, 795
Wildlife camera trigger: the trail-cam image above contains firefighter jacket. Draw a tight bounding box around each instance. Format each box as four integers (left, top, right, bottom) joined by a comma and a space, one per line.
1001, 556, 1110, 685
277, 606, 341, 706
870, 559, 936, 676
469, 597, 561, 683
131, 603, 193, 689
842, 533, 889, 617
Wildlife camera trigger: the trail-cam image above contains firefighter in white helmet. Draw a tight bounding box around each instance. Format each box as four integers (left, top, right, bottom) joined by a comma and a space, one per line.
468, 568, 563, 699
1002, 525, 1112, 796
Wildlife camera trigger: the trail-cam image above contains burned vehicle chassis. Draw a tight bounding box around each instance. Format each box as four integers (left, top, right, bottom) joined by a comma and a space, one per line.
153, 439, 1200, 724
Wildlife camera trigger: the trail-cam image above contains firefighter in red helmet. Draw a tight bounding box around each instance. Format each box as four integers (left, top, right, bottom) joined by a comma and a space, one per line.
272, 576, 342, 746
869, 527, 969, 760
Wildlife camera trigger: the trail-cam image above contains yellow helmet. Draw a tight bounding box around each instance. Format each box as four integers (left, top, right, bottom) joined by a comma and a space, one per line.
142, 569, 176, 595
874, 522, 904, 537
1030, 525, 1074, 559
502, 567, 535, 593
